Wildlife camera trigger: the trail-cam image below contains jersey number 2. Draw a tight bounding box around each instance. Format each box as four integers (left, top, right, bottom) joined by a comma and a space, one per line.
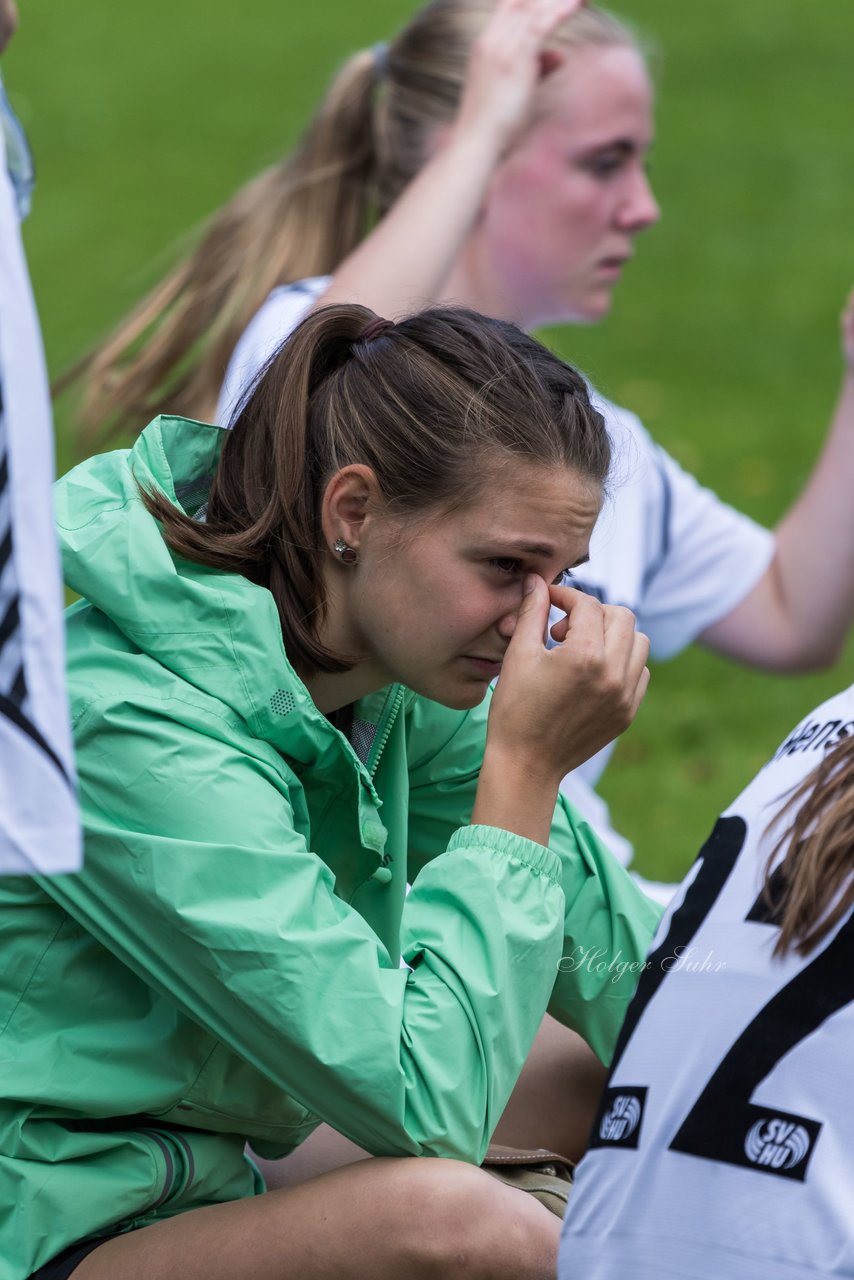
601, 816, 854, 1180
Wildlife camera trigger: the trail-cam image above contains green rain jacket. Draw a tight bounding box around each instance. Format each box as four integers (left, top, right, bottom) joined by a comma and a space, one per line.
0, 417, 661, 1278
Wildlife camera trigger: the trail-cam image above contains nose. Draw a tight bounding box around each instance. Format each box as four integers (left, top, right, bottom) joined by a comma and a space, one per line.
496, 606, 520, 641
617, 167, 660, 234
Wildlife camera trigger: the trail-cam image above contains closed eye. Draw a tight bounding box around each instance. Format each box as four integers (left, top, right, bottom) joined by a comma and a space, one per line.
489, 559, 574, 587
578, 139, 649, 181
489, 557, 524, 577
582, 150, 627, 179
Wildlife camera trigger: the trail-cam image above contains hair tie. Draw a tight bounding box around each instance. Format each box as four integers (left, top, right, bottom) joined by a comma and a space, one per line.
359, 316, 394, 344
371, 41, 389, 84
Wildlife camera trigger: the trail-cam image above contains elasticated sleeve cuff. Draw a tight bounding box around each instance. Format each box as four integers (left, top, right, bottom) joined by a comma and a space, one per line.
446, 824, 563, 887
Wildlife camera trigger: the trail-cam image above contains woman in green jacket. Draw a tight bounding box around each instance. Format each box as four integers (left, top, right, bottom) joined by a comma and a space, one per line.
3, 305, 658, 1279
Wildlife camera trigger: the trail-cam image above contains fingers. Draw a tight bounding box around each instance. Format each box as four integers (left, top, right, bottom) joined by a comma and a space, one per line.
625, 629, 651, 717
841, 285, 854, 372
549, 582, 603, 616
604, 604, 648, 686
602, 601, 637, 641
625, 626, 651, 688
601, 606, 649, 721
475, 0, 585, 83
841, 286, 854, 329
487, 580, 647, 780
548, 607, 569, 645
505, 0, 587, 33
548, 583, 609, 641
515, 580, 645, 684
628, 663, 651, 719
458, 0, 587, 151
505, 573, 551, 654
548, 588, 649, 725
493, 0, 585, 53
0, 0, 17, 53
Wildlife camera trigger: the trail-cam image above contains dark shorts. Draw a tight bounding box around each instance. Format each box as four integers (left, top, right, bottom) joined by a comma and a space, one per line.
28, 1233, 122, 1280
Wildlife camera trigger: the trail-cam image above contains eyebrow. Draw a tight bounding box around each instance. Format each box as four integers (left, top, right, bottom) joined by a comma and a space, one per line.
505, 540, 556, 558
583, 138, 648, 157
481, 539, 591, 569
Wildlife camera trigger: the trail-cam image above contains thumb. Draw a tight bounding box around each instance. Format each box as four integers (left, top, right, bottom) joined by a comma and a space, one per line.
506, 574, 550, 653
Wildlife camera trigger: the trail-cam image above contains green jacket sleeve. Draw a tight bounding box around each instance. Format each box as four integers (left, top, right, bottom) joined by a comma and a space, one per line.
41, 690, 568, 1163
404, 688, 663, 1065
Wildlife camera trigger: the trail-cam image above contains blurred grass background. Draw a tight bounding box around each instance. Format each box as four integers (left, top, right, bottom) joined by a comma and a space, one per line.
5, 0, 853, 881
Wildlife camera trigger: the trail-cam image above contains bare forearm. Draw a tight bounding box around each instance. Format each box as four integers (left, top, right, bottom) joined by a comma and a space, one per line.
703, 370, 854, 671
472, 748, 560, 850
771, 369, 854, 662
315, 128, 500, 320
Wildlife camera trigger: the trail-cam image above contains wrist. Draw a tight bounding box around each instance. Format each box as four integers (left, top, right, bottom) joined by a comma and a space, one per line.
445, 116, 507, 169
473, 748, 561, 848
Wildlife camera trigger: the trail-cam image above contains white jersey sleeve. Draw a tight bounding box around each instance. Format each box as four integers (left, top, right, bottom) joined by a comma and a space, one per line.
216, 277, 329, 425
584, 396, 775, 661
0, 109, 80, 874
560, 685, 854, 1280
557, 400, 774, 864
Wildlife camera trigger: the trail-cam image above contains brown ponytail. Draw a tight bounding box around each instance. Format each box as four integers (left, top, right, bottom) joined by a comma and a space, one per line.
765, 732, 854, 957
142, 303, 610, 676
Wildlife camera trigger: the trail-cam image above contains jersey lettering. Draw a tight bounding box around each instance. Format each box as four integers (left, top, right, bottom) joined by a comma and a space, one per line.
772, 717, 854, 762
744, 1118, 814, 1171
593, 1087, 647, 1150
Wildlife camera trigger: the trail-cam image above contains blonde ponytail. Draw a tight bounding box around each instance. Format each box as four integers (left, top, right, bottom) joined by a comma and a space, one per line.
66, 2, 638, 447
64, 48, 381, 446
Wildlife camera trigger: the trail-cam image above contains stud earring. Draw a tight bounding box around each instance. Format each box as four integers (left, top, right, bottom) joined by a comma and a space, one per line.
333, 538, 358, 565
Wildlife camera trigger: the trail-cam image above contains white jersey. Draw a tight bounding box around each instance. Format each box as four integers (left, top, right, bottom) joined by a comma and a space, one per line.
561, 684, 854, 1280
218, 281, 774, 866
0, 99, 80, 874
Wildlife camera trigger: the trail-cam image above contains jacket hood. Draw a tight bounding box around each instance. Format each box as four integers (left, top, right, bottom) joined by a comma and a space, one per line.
56, 415, 373, 771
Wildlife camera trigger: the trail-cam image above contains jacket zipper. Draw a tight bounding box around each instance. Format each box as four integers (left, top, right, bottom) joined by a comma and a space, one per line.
368, 685, 405, 779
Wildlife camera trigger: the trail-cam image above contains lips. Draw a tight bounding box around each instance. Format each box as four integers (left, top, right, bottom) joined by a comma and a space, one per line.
597, 250, 632, 271
463, 655, 504, 677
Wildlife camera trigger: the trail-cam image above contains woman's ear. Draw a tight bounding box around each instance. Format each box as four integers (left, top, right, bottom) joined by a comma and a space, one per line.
320, 464, 382, 558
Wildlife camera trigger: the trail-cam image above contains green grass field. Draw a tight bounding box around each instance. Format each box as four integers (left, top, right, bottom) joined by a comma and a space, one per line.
6, 0, 854, 881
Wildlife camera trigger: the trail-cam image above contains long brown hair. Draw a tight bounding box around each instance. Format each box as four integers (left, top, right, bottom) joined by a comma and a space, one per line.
65, 2, 638, 445
765, 732, 854, 957
143, 304, 610, 675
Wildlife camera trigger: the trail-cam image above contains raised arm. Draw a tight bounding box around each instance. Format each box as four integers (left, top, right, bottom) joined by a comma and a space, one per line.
406, 576, 658, 1064
317, 0, 586, 319
701, 288, 854, 670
